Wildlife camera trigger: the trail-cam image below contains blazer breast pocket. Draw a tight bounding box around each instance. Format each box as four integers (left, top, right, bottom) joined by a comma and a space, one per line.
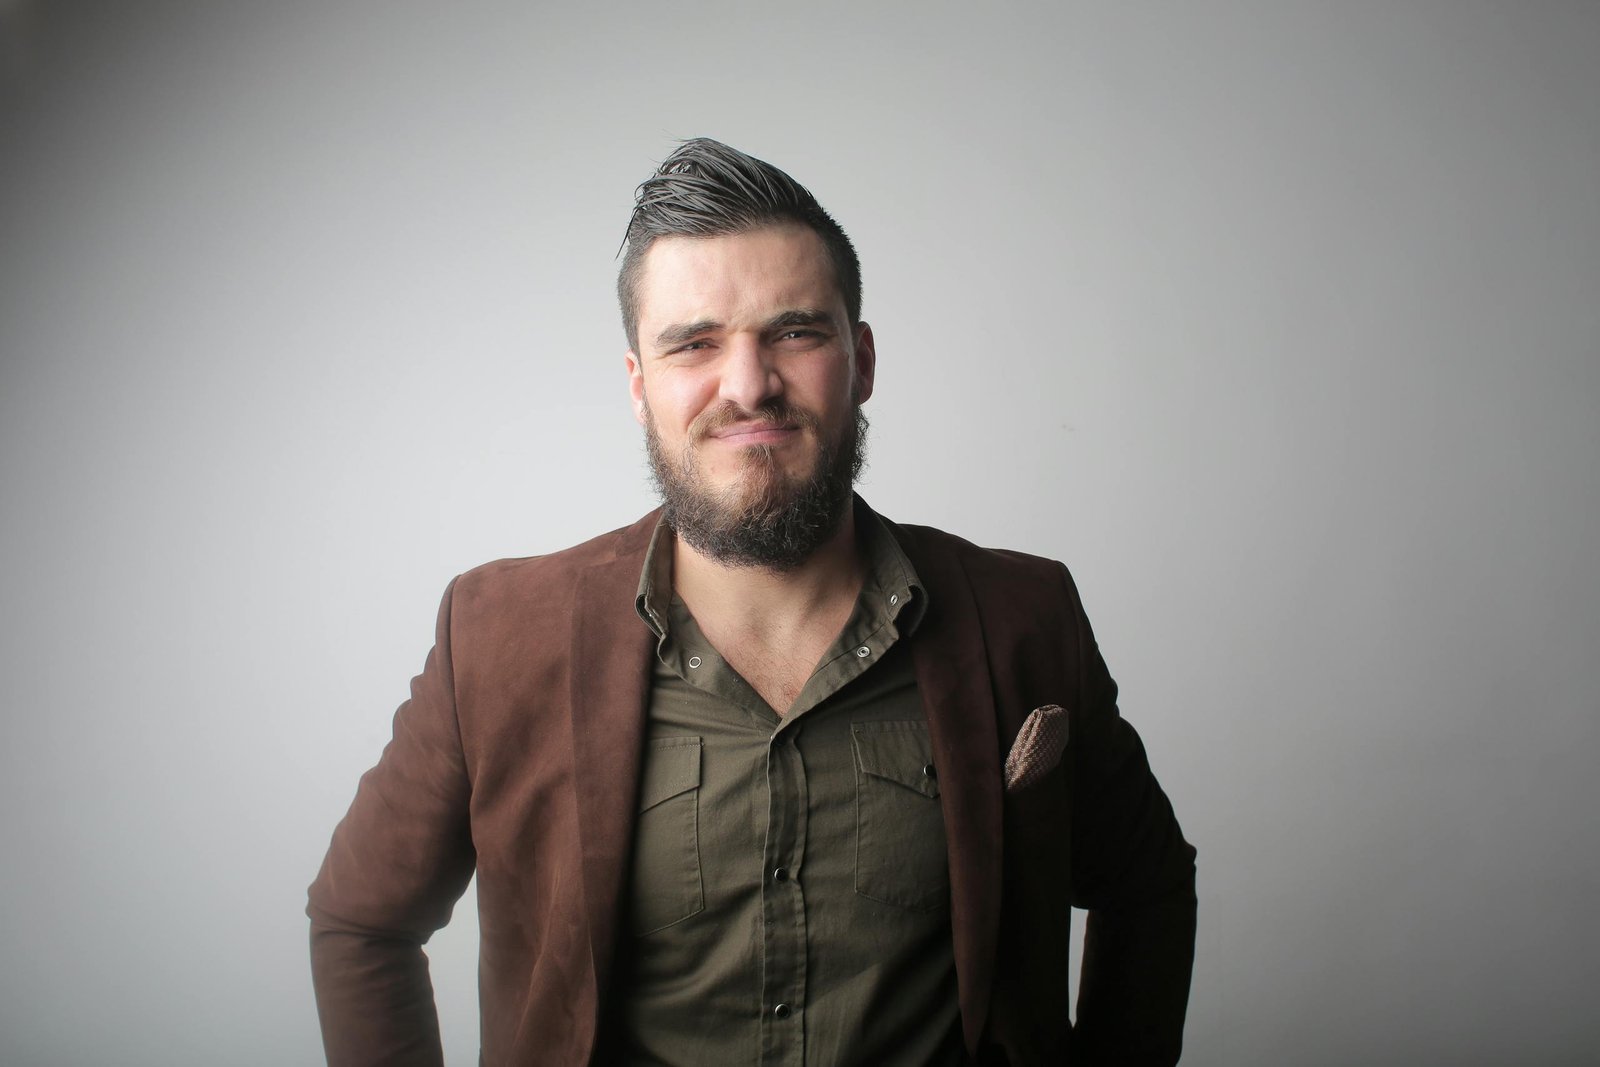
851, 721, 949, 913
1004, 703, 1072, 832
628, 736, 705, 936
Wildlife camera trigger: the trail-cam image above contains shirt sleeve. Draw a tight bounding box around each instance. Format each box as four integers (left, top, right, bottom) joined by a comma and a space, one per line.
307, 577, 477, 1067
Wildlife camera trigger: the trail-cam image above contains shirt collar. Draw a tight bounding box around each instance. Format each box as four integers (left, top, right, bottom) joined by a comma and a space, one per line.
634, 516, 675, 640
633, 494, 928, 639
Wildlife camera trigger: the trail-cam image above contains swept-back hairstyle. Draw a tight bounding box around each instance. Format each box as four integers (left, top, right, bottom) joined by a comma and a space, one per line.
617, 138, 861, 352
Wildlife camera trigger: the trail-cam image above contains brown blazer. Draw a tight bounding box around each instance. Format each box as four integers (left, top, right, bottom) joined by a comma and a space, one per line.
308, 508, 1197, 1066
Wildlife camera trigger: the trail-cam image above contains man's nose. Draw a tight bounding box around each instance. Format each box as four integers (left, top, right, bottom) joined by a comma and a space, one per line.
718, 337, 782, 412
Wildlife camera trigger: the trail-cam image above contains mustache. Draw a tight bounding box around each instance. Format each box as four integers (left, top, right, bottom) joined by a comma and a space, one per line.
690, 401, 822, 441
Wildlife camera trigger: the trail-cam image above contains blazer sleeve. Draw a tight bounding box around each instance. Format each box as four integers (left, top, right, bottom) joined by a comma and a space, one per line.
306, 577, 477, 1067
1061, 565, 1198, 1067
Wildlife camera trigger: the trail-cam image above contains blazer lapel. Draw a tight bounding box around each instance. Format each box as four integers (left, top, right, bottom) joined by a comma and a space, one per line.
898, 525, 1004, 1055
567, 513, 659, 1040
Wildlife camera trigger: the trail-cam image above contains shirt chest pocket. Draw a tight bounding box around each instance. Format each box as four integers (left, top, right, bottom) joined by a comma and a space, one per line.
851, 722, 949, 913
629, 737, 705, 936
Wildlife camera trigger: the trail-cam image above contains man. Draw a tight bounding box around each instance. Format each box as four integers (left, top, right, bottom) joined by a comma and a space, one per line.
309, 138, 1197, 1066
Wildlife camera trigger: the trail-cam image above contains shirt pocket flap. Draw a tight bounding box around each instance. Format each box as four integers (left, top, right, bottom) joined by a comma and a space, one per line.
852, 722, 939, 799
637, 737, 702, 812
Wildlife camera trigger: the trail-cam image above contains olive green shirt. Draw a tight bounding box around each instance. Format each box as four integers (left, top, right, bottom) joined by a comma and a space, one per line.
617, 509, 965, 1066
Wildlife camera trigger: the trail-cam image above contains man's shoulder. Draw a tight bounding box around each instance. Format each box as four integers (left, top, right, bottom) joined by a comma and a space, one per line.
450, 509, 660, 607
879, 513, 1091, 624
882, 515, 1098, 675
883, 516, 1074, 586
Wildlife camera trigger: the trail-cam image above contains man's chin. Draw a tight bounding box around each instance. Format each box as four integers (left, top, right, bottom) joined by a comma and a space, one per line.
703, 453, 799, 506
645, 403, 866, 570
713, 476, 811, 523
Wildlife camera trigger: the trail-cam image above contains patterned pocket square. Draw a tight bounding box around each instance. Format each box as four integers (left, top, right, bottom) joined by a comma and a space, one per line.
1004, 704, 1069, 793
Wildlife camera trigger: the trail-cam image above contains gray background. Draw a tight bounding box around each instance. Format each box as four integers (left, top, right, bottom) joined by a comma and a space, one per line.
3, 1, 1597, 1064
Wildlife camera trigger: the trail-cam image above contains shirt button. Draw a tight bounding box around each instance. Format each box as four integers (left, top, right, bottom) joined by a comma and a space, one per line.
889, 594, 899, 606
773, 867, 790, 882
855, 646, 870, 658
687, 655, 702, 669
772, 1003, 792, 1019
923, 763, 937, 780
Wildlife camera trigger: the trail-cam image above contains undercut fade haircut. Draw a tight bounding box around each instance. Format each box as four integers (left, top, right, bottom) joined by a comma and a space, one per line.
617, 138, 861, 352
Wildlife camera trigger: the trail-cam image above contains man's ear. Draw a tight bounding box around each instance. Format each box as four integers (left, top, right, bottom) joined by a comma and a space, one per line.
625, 350, 647, 425
852, 322, 876, 405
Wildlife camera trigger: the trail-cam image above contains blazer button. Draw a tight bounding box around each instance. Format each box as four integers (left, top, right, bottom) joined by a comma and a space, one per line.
772, 1003, 792, 1019
922, 763, 937, 780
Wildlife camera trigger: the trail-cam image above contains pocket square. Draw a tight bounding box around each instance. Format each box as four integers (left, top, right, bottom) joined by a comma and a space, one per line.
1004, 704, 1069, 793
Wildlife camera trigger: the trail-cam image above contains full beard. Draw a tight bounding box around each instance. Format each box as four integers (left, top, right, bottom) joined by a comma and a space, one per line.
645, 400, 868, 572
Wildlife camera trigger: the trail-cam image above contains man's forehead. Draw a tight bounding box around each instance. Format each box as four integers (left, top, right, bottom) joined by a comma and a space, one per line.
635, 224, 845, 332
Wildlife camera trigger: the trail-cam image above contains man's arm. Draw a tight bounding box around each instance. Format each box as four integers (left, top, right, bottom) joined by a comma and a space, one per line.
1063, 567, 1198, 1066
307, 578, 477, 1067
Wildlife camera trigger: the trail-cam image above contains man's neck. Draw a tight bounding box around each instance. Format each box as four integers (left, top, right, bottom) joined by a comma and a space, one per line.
671, 510, 866, 644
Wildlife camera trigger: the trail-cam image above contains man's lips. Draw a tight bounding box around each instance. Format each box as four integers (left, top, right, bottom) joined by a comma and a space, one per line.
707, 423, 800, 446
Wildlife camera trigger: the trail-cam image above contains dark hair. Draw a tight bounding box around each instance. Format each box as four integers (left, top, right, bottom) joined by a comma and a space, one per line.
617, 138, 861, 352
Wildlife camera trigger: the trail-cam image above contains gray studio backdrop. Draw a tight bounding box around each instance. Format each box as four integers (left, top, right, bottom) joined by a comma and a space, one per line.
2, 2, 1596, 1064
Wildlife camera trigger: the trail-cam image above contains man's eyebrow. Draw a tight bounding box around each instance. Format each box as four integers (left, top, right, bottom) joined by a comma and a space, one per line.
765, 308, 835, 332
654, 319, 720, 350
654, 310, 836, 350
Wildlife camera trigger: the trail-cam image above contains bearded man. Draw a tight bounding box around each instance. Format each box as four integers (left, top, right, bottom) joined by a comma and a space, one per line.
309, 139, 1197, 1067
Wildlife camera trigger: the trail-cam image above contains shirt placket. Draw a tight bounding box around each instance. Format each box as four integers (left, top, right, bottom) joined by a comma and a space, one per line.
760, 724, 808, 1067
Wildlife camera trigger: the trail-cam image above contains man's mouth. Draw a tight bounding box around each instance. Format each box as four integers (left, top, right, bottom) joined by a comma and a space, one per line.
708, 422, 800, 446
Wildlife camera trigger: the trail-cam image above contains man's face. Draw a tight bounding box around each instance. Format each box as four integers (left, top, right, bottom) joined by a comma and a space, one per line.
625, 223, 876, 569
